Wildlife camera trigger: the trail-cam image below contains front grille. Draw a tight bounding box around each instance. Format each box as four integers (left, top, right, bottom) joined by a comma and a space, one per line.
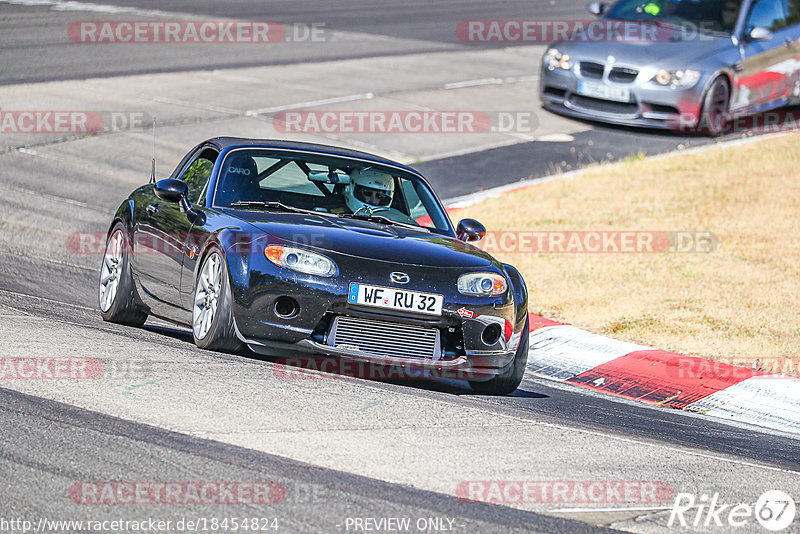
578, 62, 604, 79
608, 67, 638, 83
569, 94, 638, 115
327, 316, 441, 360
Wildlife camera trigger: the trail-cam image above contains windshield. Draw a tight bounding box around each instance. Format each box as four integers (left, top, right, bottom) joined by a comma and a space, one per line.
605, 0, 742, 34
213, 148, 453, 234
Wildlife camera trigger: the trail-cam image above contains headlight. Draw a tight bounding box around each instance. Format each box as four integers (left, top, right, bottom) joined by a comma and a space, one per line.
458, 273, 507, 297
652, 69, 700, 88
544, 48, 572, 71
265, 245, 337, 277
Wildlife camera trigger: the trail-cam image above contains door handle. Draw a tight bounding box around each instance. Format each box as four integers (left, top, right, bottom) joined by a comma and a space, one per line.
146, 204, 159, 216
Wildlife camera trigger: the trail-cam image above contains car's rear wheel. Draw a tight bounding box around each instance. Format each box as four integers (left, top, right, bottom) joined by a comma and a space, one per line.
699, 76, 730, 136
469, 315, 529, 395
99, 223, 148, 326
193, 248, 243, 352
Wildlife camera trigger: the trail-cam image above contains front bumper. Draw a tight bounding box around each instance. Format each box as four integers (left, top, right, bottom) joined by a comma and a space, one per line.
540, 65, 706, 130
236, 305, 520, 380
226, 251, 524, 380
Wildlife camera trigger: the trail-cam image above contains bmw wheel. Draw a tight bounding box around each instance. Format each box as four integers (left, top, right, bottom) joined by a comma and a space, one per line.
699, 76, 730, 136
99, 223, 147, 326
193, 247, 243, 352
469, 315, 529, 395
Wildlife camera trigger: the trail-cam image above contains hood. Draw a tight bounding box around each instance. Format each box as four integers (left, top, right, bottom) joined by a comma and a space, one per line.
553, 25, 733, 68
234, 212, 495, 268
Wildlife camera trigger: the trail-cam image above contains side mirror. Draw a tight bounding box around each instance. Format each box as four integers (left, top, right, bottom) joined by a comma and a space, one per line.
154, 179, 192, 214
154, 179, 188, 202
747, 26, 773, 41
587, 2, 607, 16
456, 218, 487, 242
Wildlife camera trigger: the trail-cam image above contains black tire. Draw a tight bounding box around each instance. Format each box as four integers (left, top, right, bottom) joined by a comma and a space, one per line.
192, 247, 243, 353
698, 76, 730, 136
99, 223, 148, 326
470, 315, 529, 395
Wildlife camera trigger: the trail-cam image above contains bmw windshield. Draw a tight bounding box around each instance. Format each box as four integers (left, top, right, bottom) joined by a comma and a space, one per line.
213, 149, 453, 234
605, 0, 742, 35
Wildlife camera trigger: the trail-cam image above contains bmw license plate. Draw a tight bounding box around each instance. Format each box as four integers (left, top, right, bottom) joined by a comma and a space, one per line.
348, 283, 443, 316
577, 81, 630, 103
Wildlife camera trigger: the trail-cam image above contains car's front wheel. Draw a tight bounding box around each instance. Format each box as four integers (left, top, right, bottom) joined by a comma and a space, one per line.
99, 223, 148, 326
469, 315, 529, 395
699, 76, 730, 136
192, 247, 243, 352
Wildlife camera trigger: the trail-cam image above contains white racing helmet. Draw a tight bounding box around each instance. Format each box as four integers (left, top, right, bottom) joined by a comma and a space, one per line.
345, 168, 395, 214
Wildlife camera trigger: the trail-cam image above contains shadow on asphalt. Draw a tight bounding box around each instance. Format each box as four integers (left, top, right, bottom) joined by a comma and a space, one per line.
553, 104, 800, 140
140, 321, 542, 398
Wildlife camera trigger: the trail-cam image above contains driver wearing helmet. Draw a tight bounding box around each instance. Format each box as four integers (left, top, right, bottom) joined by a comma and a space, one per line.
344, 168, 416, 224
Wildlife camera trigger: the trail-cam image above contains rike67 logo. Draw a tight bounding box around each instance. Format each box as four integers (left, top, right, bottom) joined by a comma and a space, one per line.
669, 490, 796, 531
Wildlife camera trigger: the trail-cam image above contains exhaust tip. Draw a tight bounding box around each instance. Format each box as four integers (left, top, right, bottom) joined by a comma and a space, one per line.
481, 323, 502, 346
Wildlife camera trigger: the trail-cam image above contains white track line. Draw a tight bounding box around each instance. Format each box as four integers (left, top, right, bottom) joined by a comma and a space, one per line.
443, 75, 539, 89
549, 506, 674, 513
0, 0, 179, 16
0, 288, 95, 312
151, 97, 242, 116
245, 93, 375, 116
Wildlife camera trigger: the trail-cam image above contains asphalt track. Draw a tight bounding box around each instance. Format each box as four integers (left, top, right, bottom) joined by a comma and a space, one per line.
1, 1, 799, 533
0, 387, 609, 533
1, 0, 788, 195
0, 0, 577, 84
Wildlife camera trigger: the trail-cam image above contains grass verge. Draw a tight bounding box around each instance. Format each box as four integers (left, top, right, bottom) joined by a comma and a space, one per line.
454, 133, 800, 375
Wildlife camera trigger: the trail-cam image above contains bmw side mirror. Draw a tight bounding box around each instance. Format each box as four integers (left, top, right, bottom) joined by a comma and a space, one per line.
456, 219, 486, 242
154, 179, 193, 214
587, 2, 607, 16
747, 26, 773, 41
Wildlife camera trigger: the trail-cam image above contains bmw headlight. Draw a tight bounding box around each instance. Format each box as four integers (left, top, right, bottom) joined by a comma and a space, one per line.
652, 69, 700, 89
544, 48, 572, 71
458, 273, 507, 297
265, 245, 337, 277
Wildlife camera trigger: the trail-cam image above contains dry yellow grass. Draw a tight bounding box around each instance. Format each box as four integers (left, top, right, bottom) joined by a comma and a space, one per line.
456, 134, 800, 374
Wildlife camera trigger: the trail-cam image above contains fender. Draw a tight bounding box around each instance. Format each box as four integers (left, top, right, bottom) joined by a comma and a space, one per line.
107, 199, 135, 237
503, 263, 528, 328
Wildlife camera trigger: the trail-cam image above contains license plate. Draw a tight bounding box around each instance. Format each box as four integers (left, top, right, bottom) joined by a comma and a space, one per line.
347, 283, 443, 316
578, 81, 630, 102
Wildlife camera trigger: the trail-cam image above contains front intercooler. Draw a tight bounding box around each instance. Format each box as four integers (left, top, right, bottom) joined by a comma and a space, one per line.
326, 315, 442, 360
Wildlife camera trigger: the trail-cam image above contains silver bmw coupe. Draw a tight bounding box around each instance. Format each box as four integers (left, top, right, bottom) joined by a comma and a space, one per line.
539, 0, 800, 133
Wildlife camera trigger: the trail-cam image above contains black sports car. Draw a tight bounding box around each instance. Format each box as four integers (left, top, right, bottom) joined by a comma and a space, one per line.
99, 138, 529, 394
